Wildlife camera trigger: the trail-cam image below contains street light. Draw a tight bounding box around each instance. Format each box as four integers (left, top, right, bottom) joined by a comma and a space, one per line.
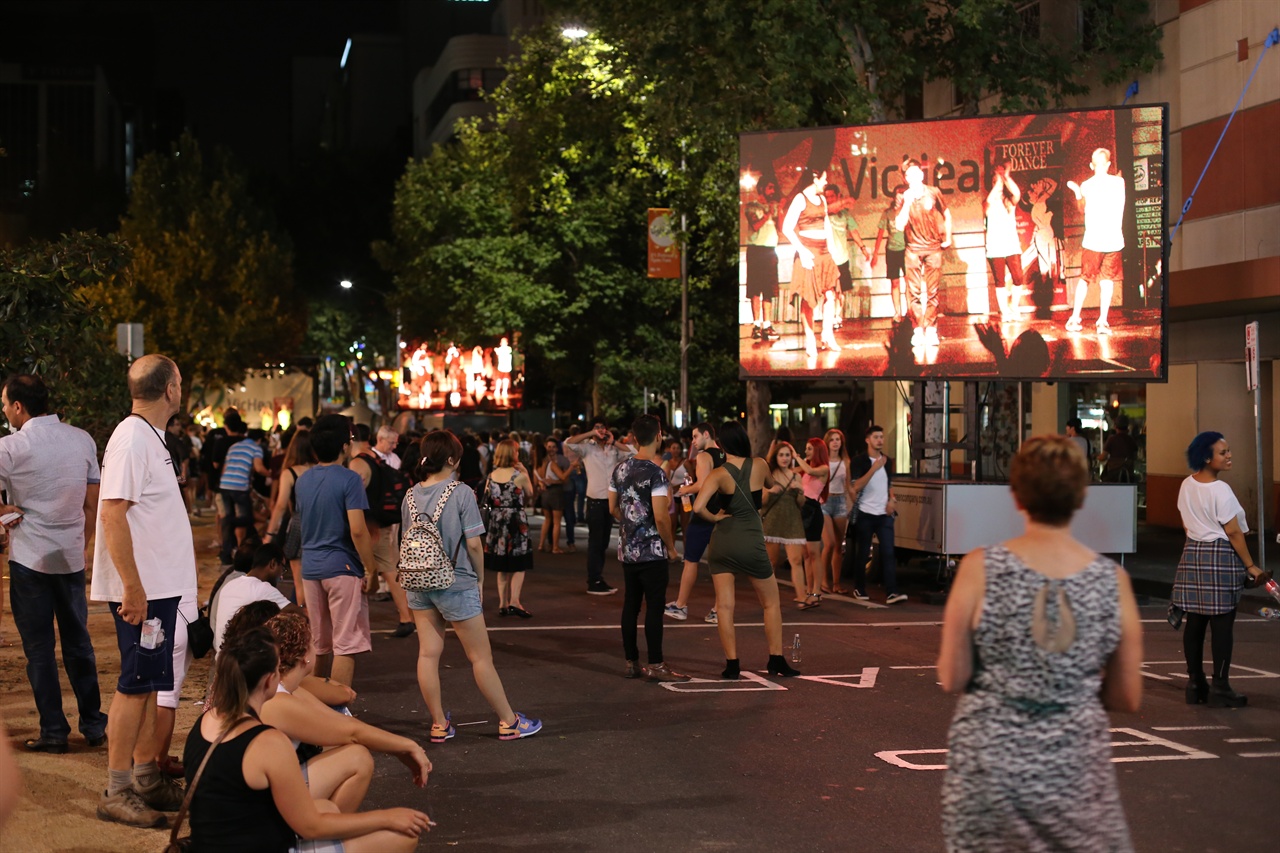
337, 279, 401, 370
561, 26, 588, 39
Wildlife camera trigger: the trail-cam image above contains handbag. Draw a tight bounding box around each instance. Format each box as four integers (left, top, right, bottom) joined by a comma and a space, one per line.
478, 477, 492, 527
282, 467, 303, 560
180, 607, 214, 660
164, 715, 251, 852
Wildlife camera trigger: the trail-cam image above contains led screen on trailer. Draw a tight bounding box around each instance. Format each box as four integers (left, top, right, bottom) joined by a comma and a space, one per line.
737, 105, 1168, 381
397, 334, 523, 411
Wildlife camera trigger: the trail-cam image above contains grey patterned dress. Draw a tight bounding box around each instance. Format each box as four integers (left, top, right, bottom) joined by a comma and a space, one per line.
941, 546, 1132, 853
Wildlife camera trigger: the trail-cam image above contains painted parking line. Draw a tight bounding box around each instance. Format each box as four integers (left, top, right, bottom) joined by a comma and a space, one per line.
1140, 661, 1280, 681
659, 671, 787, 693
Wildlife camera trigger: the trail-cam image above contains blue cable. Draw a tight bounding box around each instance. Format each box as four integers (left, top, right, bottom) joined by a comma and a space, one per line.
1168, 27, 1280, 245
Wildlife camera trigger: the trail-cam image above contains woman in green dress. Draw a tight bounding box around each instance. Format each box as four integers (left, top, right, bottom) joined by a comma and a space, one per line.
693, 421, 800, 679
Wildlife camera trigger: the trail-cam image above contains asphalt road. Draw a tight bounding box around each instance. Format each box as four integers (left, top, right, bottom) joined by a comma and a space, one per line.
349, 530, 1280, 853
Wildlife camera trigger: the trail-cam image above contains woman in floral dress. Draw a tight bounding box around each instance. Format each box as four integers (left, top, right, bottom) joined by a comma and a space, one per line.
482, 439, 534, 618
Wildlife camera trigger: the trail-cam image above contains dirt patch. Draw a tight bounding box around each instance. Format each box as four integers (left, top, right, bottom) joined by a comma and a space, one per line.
1, 514, 226, 852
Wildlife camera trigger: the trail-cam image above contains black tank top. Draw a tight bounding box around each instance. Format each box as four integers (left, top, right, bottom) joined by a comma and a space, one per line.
697, 448, 728, 516
183, 715, 295, 852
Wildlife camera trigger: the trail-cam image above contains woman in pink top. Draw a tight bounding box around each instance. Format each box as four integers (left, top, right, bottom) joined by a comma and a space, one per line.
794, 438, 829, 608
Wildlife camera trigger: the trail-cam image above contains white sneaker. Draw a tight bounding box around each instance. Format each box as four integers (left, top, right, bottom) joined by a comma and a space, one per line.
886, 593, 908, 605
704, 609, 718, 624
925, 326, 939, 346
664, 602, 688, 621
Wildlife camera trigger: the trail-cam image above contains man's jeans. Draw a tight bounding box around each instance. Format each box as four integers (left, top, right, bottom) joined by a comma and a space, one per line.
841, 511, 898, 597
219, 488, 254, 564
9, 562, 107, 741
585, 498, 613, 584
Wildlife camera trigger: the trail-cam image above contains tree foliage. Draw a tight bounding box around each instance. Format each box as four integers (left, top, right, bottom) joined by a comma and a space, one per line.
0, 231, 132, 449
88, 132, 303, 391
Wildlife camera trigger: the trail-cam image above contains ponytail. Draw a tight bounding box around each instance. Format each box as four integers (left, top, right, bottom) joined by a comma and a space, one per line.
210, 628, 277, 733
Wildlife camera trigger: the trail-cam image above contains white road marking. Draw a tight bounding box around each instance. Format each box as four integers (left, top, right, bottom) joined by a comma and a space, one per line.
660, 670, 788, 693
875, 748, 949, 770
1225, 738, 1273, 743
1152, 726, 1230, 731
796, 668, 880, 689
1110, 728, 1217, 761
1238, 752, 1280, 758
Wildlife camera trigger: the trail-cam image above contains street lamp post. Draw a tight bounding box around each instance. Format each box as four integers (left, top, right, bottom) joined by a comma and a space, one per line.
339, 279, 401, 369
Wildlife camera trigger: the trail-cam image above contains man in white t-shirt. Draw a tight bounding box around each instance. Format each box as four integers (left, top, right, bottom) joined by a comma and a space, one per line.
1064, 148, 1126, 334
90, 354, 197, 827
211, 542, 301, 653
842, 425, 904, 605
373, 426, 402, 470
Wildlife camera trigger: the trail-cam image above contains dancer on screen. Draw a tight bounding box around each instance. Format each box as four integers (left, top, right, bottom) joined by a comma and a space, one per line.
984, 162, 1025, 323
822, 183, 873, 325
744, 179, 782, 342
894, 160, 951, 348
1064, 148, 1125, 335
873, 185, 910, 323
780, 167, 841, 360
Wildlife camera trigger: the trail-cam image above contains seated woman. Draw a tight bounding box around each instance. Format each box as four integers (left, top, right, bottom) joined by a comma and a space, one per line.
261, 611, 431, 809
219, 606, 429, 811
222, 600, 357, 708
184, 628, 432, 853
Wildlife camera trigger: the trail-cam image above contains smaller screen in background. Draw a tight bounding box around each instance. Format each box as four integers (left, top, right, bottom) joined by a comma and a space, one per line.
398, 335, 523, 411
737, 105, 1167, 381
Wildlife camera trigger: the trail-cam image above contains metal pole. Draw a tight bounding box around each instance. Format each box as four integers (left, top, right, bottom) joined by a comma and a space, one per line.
679, 210, 689, 424
1017, 382, 1025, 450
1255, 374, 1267, 573
941, 381, 950, 480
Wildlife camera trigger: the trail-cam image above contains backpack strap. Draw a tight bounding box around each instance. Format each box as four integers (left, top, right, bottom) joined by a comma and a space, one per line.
428, 480, 461, 524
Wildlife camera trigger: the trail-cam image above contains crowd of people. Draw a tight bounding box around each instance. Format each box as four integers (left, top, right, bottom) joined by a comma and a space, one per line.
1, 353, 1272, 851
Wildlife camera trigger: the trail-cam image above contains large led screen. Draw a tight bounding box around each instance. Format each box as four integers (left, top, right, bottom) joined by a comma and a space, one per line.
397, 335, 523, 411
738, 105, 1167, 381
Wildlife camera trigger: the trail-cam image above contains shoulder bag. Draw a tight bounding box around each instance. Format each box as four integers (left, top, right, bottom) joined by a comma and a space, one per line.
164, 715, 252, 852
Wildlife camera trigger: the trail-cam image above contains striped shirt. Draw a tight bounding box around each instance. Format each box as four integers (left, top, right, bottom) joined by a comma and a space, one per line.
219, 438, 262, 492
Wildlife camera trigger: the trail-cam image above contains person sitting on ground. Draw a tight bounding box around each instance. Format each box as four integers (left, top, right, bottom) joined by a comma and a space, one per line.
260, 611, 431, 809
184, 628, 433, 852
212, 542, 304, 653
220, 600, 356, 709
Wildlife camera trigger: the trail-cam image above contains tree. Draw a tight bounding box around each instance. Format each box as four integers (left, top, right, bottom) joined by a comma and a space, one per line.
0, 232, 132, 449
552, 0, 1163, 443
87, 132, 303, 397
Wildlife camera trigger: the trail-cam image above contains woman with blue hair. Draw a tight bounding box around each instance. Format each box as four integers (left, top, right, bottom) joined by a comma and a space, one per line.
1170, 432, 1270, 706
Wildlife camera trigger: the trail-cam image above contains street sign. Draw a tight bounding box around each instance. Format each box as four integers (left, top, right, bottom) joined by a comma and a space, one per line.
1245, 321, 1259, 391
116, 323, 144, 361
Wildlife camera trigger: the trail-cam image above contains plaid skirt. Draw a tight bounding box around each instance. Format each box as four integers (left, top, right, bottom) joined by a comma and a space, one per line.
1171, 537, 1246, 615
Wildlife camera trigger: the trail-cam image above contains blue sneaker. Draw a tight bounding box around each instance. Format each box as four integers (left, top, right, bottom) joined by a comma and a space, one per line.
498, 712, 542, 740
430, 712, 455, 743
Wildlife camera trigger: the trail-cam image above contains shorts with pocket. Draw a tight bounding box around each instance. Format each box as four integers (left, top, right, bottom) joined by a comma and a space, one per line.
407, 579, 483, 623
111, 596, 180, 695
303, 576, 371, 656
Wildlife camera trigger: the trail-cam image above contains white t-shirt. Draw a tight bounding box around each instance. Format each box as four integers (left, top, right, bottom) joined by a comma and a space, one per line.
984, 189, 1021, 258
1080, 172, 1126, 253
91, 416, 197, 603
1177, 476, 1248, 543
860, 462, 889, 515
828, 458, 848, 496
212, 574, 291, 652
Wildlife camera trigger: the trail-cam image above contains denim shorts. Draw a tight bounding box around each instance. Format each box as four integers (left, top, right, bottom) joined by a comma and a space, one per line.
111, 596, 180, 695
822, 494, 848, 519
407, 579, 483, 623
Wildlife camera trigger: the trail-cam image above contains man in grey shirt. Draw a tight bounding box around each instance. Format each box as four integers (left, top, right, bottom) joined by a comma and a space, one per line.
565, 423, 634, 595
0, 374, 108, 754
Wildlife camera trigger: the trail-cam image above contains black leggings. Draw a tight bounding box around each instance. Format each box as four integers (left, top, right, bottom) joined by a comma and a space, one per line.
1183, 609, 1236, 679
621, 560, 669, 665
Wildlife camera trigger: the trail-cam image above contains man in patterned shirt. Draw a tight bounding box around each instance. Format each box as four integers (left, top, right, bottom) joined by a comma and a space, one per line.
609, 415, 687, 683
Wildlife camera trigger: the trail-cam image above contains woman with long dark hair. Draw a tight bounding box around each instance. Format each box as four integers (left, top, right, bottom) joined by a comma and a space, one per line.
1170, 431, 1269, 706
264, 430, 319, 605
183, 629, 431, 852
762, 441, 807, 608
693, 421, 799, 679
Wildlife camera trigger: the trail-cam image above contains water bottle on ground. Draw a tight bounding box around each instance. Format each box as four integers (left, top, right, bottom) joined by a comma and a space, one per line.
791, 633, 801, 664
1258, 607, 1280, 620
1263, 578, 1280, 605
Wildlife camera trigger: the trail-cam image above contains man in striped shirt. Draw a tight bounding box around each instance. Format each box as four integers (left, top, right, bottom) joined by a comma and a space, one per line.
216, 413, 269, 564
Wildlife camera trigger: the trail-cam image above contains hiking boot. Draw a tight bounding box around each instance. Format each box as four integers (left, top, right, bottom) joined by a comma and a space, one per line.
134, 771, 186, 812
97, 787, 167, 828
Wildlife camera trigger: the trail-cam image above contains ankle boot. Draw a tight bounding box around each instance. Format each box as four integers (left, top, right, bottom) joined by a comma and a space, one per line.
1185, 673, 1208, 705
767, 655, 800, 677
722, 659, 740, 680
1208, 677, 1247, 707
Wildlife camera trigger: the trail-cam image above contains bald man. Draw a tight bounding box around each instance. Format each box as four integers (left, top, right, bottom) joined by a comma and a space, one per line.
90, 354, 197, 827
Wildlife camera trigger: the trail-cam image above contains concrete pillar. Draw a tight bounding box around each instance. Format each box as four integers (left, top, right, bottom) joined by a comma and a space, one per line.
1145, 363, 1199, 527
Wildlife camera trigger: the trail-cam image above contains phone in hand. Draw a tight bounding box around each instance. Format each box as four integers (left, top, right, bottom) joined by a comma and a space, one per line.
0, 511, 21, 526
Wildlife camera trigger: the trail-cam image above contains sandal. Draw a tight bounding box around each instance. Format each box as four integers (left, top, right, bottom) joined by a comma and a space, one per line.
799, 593, 822, 610
831, 586, 851, 596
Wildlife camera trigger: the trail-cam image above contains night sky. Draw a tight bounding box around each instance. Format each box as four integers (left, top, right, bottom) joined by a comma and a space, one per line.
1, 0, 401, 171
